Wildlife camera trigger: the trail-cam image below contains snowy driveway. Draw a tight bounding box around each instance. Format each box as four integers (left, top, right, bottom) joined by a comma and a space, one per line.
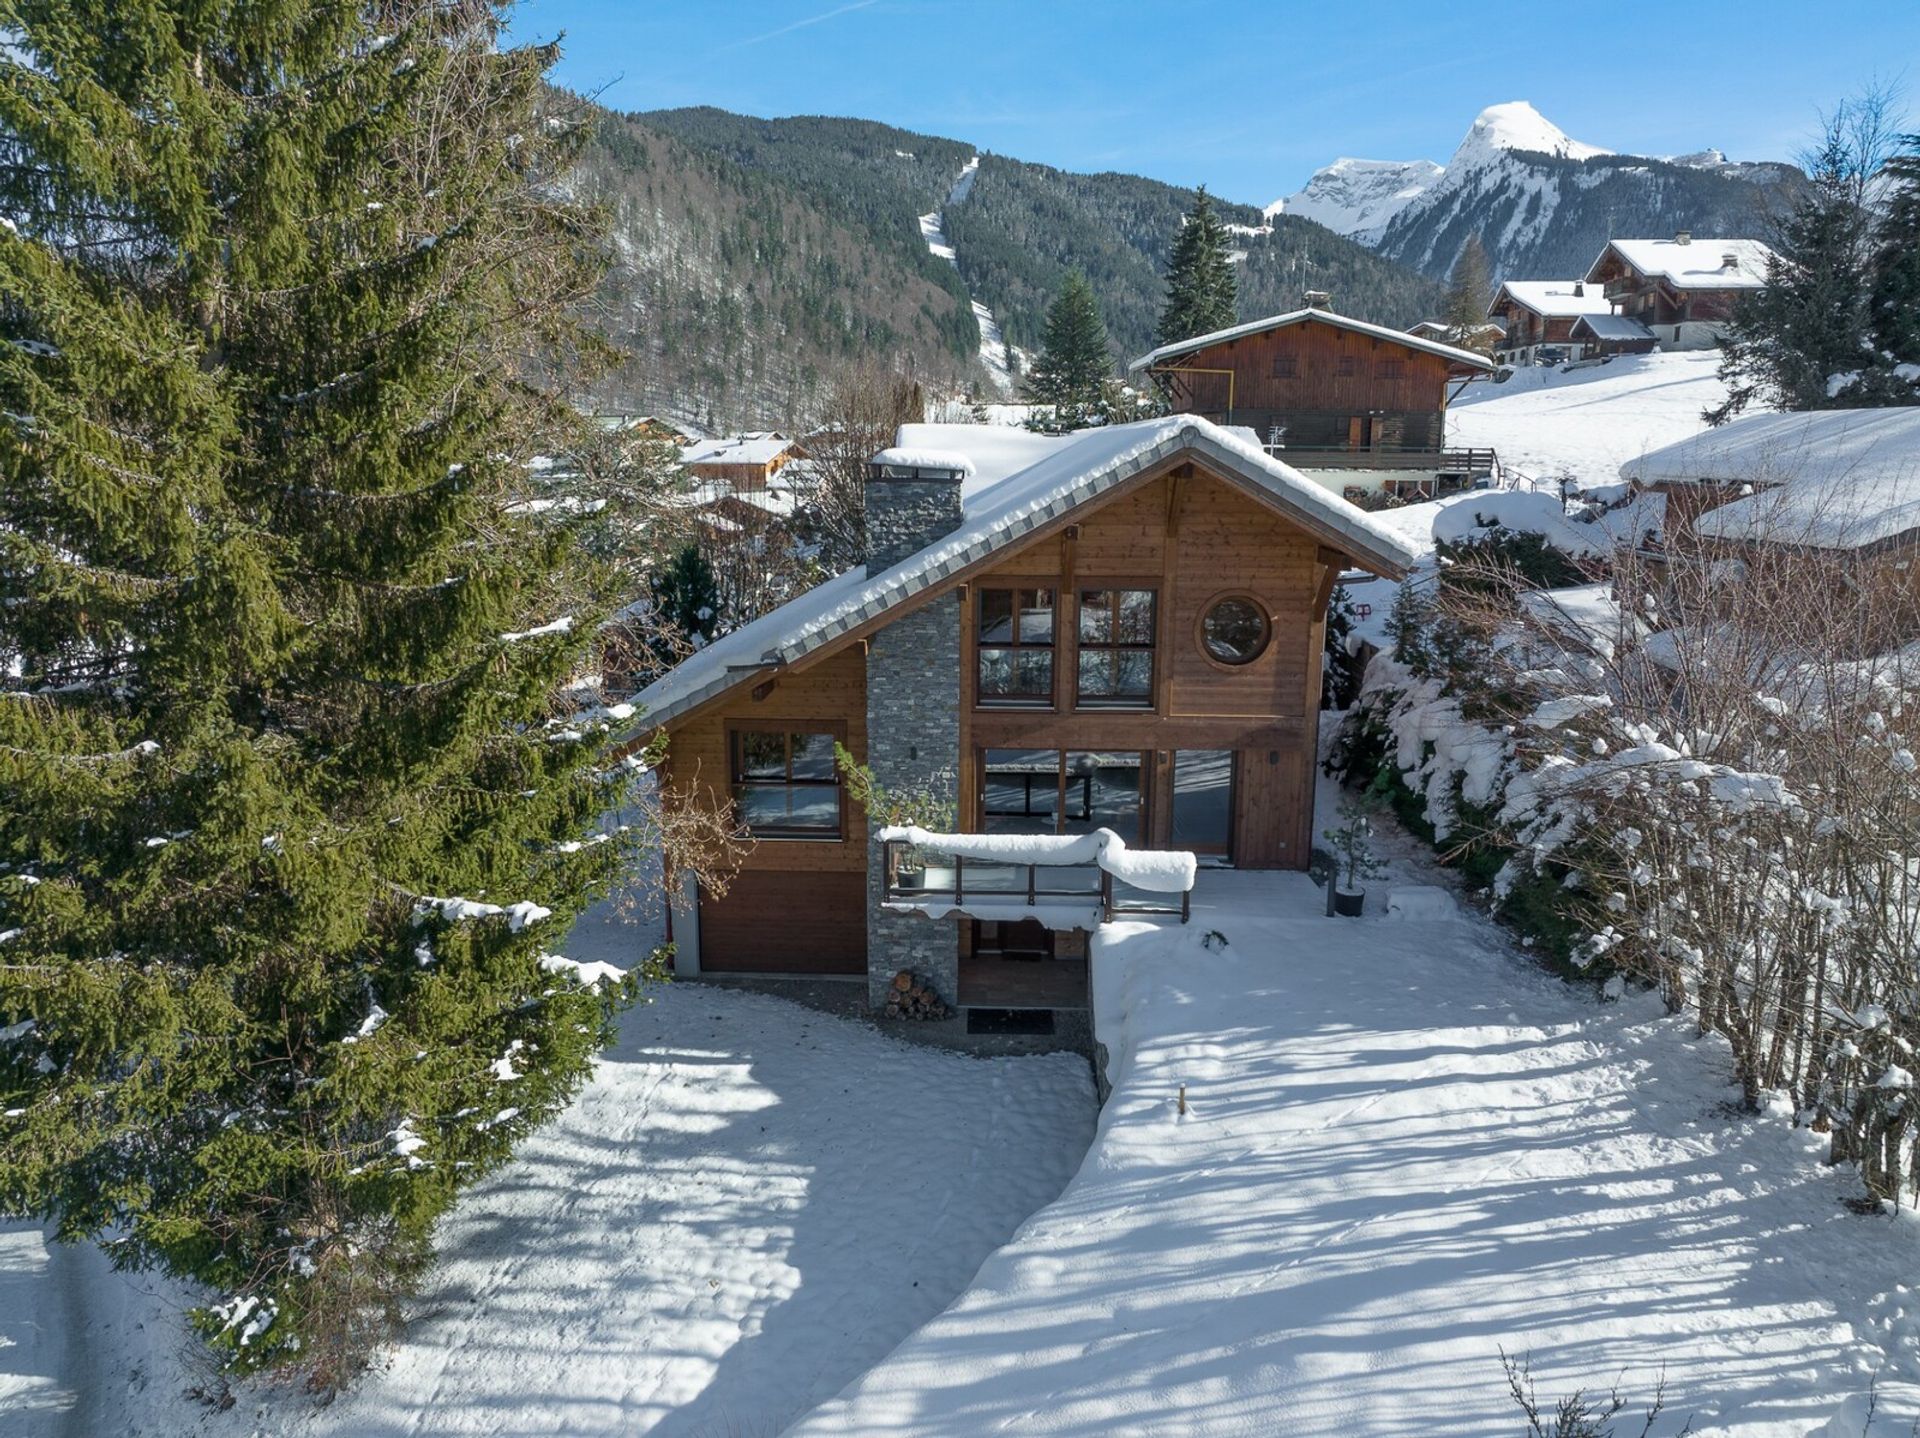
789, 872, 1917, 1437
4, 906, 1096, 1438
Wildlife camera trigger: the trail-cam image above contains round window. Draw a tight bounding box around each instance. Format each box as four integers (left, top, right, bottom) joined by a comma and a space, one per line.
1201, 595, 1270, 666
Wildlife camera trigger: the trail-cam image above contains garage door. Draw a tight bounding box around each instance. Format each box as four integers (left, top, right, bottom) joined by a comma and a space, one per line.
698, 870, 866, 974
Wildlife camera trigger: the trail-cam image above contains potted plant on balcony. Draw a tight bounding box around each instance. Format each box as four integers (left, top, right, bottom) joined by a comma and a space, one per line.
835, 745, 956, 890
1323, 794, 1387, 918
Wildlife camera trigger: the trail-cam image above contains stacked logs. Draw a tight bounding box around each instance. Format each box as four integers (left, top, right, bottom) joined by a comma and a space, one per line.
885, 969, 951, 1021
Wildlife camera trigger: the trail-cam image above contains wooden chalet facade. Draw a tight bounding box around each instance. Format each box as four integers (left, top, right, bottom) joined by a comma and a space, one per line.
1128, 304, 1500, 499
679, 431, 799, 492
621, 418, 1416, 1021
1485, 280, 1619, 364
1583, 235, 1776, 351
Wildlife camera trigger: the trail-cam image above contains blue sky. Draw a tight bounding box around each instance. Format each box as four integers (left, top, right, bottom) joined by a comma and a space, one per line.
514, 1, 1915, 203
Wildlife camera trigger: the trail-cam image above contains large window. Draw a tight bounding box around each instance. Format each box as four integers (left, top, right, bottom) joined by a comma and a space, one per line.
977, 587, 1054, 705
981, 749, 1145, 845
1172, 750, 1234, 857
1076, 588, 1156, 707
729, 728, 841, 838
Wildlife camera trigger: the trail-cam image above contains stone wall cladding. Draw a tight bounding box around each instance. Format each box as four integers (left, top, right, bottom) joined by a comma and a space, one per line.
862, 469, 966, 1009
864, 477, 964, 573
864, 595, 962, 1007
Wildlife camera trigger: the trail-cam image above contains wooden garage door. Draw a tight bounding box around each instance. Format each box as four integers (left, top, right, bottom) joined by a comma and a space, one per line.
698, 870, 866, 974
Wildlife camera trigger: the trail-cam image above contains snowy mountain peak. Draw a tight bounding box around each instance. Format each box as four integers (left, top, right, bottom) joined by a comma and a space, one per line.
1451, 101, 1609, 169
1272, 157, 1446, 244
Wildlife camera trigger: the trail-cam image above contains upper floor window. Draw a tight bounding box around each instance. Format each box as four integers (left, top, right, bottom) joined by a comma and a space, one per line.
730, 728, 842, 838
1375, 359, 1404, 379
1336, 355, 1359, 377
1077, 588, 1156, 707
1270, 355, 1297, 378
977, 587, 1054, 705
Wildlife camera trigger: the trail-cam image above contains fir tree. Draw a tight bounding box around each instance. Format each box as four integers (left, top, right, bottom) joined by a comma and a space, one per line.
1442, 234, 1495, 353
1866, 133, 1920, 395
0, 0, 695, 1380
649, 544, 724, 662
1323, 585, 1365, 710
1025, 271, 1115, 430
1710, 91, 1895, 421
1157, 186, 1238, 345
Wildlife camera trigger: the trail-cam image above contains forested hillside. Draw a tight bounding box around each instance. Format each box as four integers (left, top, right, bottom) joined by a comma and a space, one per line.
573, 112, 981, 429
943, 157, 1443, 356
589, 106, 1443, 422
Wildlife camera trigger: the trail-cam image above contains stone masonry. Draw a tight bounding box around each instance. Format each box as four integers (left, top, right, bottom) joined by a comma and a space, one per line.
863, 466, 965, 1008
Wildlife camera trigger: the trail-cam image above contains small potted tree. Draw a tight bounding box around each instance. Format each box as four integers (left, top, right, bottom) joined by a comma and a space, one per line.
835, 745, 955, 890
1322, 795, 1387, 917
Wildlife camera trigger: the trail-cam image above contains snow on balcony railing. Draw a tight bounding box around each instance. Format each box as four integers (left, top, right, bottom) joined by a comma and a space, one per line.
878, 826, 1195, 924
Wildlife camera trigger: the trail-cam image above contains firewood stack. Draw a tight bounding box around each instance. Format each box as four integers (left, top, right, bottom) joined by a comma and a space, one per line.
884, 969, 951, 1021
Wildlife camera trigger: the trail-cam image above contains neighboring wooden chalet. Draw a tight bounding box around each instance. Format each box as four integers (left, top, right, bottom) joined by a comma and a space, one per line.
618, 418, 1417, 1020
680, 431, 799, 491
1621, 409, 1920, 649
1583, 234, 1776, 351
1485, 280, 1622, 364
1567, 313, 1658, 358
1407, 318, 1505, 351
1128, 301, 1501, 501
595, 413, 699, 446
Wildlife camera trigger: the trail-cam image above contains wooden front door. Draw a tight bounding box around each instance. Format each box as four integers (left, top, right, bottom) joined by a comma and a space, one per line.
698, 870, 866, 974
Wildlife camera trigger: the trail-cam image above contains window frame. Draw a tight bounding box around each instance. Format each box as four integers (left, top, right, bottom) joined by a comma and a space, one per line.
727, 723, 846, 840
975, 586, 1057, 708
1197, 592, 1273, 669
978, 747, 1149, 843
1074, 586, 1158, 710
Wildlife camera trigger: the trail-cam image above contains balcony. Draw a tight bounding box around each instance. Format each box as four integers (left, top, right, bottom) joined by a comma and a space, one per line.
880, 830, 1193, 926
1274, 446, 1501, 478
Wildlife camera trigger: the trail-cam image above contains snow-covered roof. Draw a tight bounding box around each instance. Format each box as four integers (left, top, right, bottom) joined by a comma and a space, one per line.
1585, 238, 1776, 291
1569, 314, 1656, 342
679, 432, 795, 469
1127, 308, 1499, 374
1624, 409, 1920, 551
620, 417, 1422, 737
1488, 280, 1613, 320
869, 446, 977, 478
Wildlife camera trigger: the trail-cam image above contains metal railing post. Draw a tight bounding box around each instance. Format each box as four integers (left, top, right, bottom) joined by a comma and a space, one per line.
1100, 869, 1112, 924
1027, 864, 1036, 907
954, 851, 963, 905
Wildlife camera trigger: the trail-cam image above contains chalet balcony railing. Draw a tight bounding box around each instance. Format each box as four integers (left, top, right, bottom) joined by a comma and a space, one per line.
1271, 446, 1501, 477
880, 831, 1192, 924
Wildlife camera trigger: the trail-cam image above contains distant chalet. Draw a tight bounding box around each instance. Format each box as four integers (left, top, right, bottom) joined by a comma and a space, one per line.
1129, 297, 1500, 501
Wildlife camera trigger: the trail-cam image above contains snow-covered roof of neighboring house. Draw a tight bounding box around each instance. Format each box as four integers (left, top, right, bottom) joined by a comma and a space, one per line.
1584, 238, 1776, 290
1569, 314, 1657, 342
1623, 408, 1920, 551
619, 417, 1422, 737
1127, 308, 1500, 374
679, 432, 795, 469
1408, 319, 1506, 340
1488, 280, 1613, 320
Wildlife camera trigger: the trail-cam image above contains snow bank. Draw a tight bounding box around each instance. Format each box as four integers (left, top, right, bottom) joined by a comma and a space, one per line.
878, 825, 1197, 894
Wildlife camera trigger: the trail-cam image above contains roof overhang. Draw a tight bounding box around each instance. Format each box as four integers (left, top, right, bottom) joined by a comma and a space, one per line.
1128, 308, 1499, 377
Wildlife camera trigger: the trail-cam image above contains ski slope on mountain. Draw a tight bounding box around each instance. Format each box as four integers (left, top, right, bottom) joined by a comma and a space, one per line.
918, 156, 1016, 395
788, 853, 1920, 1437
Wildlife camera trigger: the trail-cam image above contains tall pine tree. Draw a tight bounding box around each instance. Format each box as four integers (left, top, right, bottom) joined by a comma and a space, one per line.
0, 0, 687, 1380
1025, 270, 1115, 430
1710, 92, 1893, 420
1157, 186, 1238, 345
1442, 234, 1495, 353
1867, 133, 1920, 396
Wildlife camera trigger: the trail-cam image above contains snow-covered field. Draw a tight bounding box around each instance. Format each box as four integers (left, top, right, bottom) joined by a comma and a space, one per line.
1450, 350, 1734, 486
790, 841, 1920, 1436
2, 905, 1095, 1438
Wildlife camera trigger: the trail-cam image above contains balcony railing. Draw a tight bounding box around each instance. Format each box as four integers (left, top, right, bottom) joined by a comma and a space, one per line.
1272, 446, 1501, 477
880, 834, 1192, 924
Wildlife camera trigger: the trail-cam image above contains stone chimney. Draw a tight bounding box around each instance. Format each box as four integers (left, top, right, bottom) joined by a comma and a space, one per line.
1721, 251, 1740, 271
863, 450, 970, 572
1302, 289, 1333, 311
1573, 280, 1585, 297
1674, 229, 1692, 246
